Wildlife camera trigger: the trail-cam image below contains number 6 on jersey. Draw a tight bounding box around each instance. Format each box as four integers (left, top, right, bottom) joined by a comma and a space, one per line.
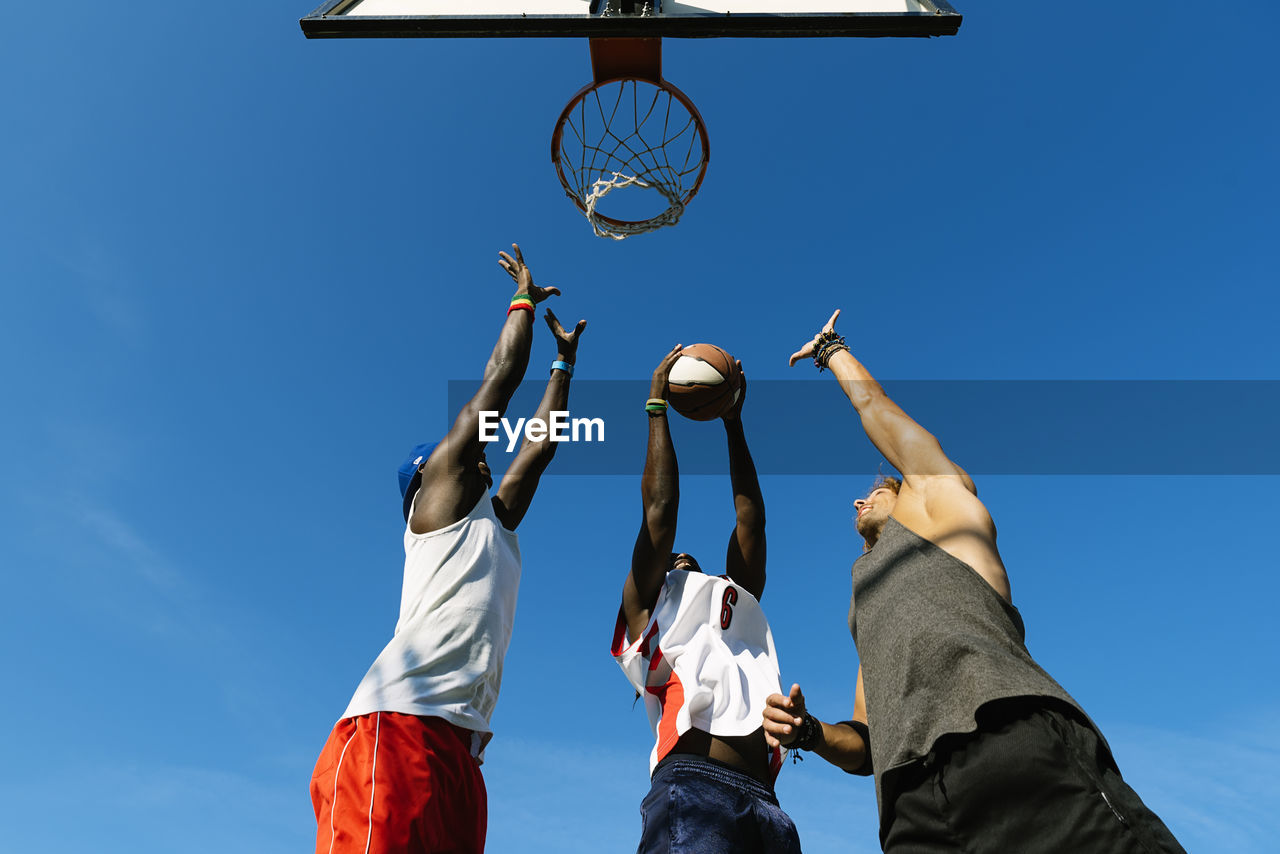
720, 585, 738, 629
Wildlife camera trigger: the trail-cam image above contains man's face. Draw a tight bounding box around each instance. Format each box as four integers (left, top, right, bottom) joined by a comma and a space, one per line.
854, 486, 897, 542
670, 553, 702, 574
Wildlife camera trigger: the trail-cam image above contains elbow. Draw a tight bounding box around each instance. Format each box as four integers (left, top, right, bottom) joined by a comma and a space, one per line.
643, 496, 678, 530
484, 356, 524, 390
736, 505, 765, 530
850, 382, 890, 413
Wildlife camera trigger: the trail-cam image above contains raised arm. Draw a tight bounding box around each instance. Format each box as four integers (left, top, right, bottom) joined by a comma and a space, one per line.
721, 363, 766, 601
789, 310, 1010, 597
621, 346, 683, 643
411, 244, 560, 533
492, 308, 587, 531
762, 672, 871, 775
788, 310, 974, 493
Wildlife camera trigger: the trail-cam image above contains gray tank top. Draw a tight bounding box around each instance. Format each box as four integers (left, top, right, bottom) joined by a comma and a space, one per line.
850, 517, 1090, 811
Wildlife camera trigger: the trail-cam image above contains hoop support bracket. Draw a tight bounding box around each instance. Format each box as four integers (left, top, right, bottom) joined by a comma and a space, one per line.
589, 37, 662, 84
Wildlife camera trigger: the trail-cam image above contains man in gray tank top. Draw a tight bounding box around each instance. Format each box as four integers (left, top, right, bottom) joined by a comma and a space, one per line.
760, 310, 1185, 853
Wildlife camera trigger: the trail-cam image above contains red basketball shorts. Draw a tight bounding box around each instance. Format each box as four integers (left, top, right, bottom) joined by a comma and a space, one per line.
311, 712, 487, 854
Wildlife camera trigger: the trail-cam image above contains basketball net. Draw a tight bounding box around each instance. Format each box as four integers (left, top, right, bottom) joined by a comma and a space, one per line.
552, 41, 709, 240
581, 172, 685, 240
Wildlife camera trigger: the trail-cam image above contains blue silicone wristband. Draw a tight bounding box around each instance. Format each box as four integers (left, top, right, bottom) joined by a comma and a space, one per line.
551, 360, 574, 377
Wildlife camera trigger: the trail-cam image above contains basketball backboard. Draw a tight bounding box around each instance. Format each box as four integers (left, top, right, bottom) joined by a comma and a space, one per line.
300, 1, 961, 237
300, 0, 962, 40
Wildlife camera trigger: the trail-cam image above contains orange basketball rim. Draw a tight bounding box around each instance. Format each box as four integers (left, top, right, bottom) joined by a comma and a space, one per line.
552, 38, 710, 240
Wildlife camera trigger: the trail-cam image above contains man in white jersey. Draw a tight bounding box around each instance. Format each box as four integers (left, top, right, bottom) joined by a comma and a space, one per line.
311, 244, 586, 854
612, 346, 803, 854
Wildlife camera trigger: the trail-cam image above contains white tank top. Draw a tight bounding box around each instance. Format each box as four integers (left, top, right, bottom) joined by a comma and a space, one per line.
343, 492, 521, 761
612, 569, 785, 778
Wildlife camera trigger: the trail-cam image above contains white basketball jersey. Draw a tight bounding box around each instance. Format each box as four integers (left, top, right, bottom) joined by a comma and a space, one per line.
343, 491, 520, 762
612, 569, 785, 778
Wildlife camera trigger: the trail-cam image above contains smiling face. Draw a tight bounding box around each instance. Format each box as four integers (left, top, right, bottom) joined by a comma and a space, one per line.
670, 553, 702, 574
854, 478, 902, 547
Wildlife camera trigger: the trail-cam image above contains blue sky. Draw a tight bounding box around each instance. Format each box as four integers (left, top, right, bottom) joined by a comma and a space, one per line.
2, 2, 1277, 852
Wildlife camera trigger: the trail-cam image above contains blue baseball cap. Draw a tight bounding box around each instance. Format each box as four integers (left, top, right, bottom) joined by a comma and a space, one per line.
399, 441, 439, 521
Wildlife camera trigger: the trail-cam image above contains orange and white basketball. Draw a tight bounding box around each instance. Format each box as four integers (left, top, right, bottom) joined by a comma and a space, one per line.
668, 343, 742, 421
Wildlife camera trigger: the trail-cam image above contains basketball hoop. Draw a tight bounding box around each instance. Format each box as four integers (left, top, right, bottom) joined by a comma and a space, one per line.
551, 38, 710, 240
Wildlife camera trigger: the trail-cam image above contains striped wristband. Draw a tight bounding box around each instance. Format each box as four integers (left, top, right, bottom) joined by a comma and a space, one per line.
508, 295, 535, 316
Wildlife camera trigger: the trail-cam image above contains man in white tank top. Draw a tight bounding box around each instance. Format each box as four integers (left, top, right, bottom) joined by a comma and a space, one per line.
311, 244, 587, 854
613, 347, 802, 854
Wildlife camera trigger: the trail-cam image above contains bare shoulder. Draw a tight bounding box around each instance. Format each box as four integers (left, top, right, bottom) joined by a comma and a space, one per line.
895, 476, 1011, 602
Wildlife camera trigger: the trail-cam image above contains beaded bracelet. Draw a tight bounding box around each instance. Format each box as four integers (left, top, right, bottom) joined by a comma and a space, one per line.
791, 712, 821, 751
813, 333, 849, 372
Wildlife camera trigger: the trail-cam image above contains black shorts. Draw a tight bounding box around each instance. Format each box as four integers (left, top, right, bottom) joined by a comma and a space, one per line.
880, 698, 1185, 854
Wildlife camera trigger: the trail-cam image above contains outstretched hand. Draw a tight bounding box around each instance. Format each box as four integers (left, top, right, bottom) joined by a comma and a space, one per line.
788, 309, 841, 367
762, 683, 809, 750
721, 359, 746, 421
545, 308, 587, 360
499, 243, 561, 303
651, 344, 683, 402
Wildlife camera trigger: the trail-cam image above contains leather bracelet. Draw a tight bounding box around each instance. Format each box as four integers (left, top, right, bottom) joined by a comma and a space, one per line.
791, 712, 821, 751
814, 334, 849, 371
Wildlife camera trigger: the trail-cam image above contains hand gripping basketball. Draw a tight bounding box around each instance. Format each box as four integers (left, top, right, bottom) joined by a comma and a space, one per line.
668, 343, 741, 421
651, 345, 684, 402
721, 361, 746, 422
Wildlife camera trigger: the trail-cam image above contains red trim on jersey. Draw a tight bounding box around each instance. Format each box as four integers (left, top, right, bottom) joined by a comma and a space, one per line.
610, 608, 630, 656
647, 667, 686, 764
640, 622, 660, 660
611, 608, 663, 661
768, 743, 784, 783
648, 643, 667, 673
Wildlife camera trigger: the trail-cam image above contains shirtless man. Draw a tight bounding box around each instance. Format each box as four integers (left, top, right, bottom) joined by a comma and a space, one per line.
763, 310, 1185, 853
612, 346, 802, 854
311, 245, 585, 854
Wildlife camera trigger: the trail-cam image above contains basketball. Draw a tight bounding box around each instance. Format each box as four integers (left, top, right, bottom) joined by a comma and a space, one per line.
668, 343, 742, 421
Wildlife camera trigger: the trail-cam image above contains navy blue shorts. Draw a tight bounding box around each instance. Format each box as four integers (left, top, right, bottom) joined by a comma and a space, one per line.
636, 754, 802, 854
